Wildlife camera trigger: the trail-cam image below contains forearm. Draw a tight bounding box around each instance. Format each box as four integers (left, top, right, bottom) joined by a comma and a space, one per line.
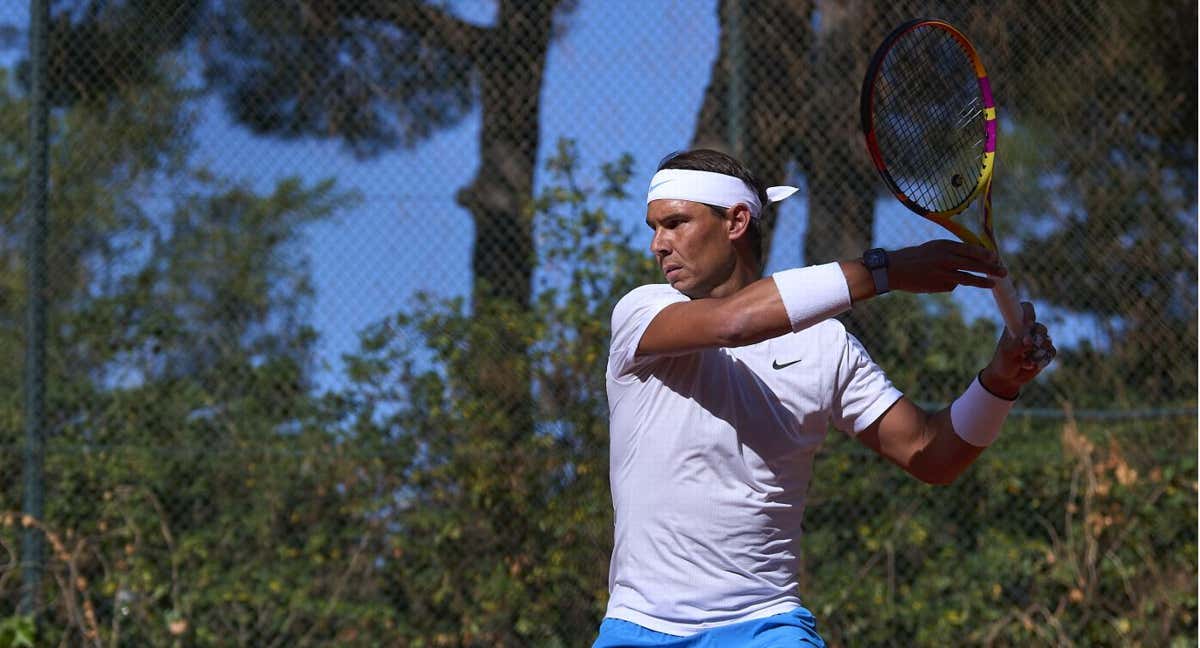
770, 262, 853, 333
863, 373, 1017, 485
864, 400, 988, 485
707, 262, 852, 347
838, 259, 880, 303
910, 408, 989, 485
638, 261, 851, 355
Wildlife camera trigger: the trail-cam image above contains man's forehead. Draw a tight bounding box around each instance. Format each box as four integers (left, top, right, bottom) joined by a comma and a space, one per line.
646, 198, 708, 221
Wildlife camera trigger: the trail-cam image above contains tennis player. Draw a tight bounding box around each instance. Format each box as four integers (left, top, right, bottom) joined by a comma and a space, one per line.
593, 149, 1056, 647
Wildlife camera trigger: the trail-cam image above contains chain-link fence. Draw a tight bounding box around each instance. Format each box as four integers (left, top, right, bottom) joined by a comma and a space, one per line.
0, 0, 1194, 646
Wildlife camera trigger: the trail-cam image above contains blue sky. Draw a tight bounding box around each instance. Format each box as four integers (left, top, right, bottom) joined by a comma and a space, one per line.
184, 0, 743, 388
2, 0, 1096, 390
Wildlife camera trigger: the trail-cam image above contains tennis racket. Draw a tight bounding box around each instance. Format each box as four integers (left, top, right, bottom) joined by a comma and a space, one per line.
860, 18, 1026, 338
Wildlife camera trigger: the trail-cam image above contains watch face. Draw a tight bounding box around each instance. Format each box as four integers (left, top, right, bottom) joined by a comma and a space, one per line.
864, 249, 887, 269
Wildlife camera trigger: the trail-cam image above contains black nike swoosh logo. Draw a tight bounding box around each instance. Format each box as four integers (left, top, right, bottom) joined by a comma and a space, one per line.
772, 359, 802, 370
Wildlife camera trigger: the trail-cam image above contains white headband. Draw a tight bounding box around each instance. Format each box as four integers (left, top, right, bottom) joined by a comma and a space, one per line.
646, 169, 799, 219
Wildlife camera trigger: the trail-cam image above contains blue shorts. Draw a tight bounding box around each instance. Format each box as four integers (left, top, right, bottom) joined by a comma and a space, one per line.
592, 607, 826, 648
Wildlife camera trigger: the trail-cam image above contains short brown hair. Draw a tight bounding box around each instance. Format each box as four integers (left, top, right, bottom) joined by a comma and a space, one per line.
657, 149, 769, 270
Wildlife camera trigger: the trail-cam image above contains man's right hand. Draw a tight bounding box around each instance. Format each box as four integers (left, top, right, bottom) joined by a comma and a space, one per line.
841, 240, 1007, 302
888, 240, 1008, 293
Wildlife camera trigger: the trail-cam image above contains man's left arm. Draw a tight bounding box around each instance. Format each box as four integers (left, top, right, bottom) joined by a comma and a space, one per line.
856, 303, 1057, 485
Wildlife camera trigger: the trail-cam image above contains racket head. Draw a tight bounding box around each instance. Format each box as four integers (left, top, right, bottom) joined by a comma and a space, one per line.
860, 18, 998, 250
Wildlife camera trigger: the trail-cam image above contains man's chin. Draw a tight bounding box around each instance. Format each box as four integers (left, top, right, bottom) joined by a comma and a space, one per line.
669, 278, 703, 299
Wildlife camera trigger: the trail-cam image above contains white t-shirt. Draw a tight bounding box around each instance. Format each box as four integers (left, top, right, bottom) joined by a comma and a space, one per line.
603, 283, 903, 636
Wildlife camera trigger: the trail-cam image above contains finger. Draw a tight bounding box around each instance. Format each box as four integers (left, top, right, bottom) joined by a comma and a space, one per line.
932, 240, 997, 265
1029, 337, 1057, 368
946, 240, 998, 263
1021, 301, 1036, 326
950, 247, 1006, 277
1033, 330, 1047, 348
949, 270, 996, 289
1035, 348, 1055, 369
1042, 338, 1057, 360
1025, 332, 1052, 353
1026, 326, 1047, 347
1021, 328, 1040, 348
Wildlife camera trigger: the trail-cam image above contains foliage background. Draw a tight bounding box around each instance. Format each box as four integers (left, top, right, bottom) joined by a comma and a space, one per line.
0, 1, 1194, 646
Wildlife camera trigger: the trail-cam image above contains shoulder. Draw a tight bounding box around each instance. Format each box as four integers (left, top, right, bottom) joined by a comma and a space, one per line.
611, 284, 688, 325
615, 283, 686, 308
607, 283, 689, 378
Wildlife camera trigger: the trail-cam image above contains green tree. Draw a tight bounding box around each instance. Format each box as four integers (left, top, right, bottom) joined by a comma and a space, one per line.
692, 0, 913, 265
30, 0, 573, 309
696, 0, 1197, 408
23, 2, 582, 493
199, 2, 581, 508
201, 0, 575, 309
334, 141, 656, 646
0, 48, 375, 643
802, 407, 1196, 647
975, 1, 1198, 407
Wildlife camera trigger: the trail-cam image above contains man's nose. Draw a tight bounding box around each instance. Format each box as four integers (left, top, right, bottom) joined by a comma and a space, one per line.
651, 229, 669, 257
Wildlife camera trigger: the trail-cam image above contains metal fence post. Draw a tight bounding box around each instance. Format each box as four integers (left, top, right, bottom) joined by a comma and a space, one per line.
20, 0, 50, 620
726, 0, 745, 159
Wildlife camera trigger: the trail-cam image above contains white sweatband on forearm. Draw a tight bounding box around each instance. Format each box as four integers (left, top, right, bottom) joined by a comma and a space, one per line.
771, 262, 852, 333
950, 375, 1017, 447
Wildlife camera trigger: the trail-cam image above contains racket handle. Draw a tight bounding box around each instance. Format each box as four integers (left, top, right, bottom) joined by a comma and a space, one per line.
991, 274, 1026, 338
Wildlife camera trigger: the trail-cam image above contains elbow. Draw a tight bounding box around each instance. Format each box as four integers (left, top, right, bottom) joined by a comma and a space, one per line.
914, 464, 970, 486
713, 324, 747, 348
712, 307, 757, 348
920, 472, 958, 486
909, 457, 968, 486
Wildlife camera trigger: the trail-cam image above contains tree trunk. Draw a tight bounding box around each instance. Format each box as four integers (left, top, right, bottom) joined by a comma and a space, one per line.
692, 0, 813, 267
454, 0, 558, 422
453, 5, 559, 638
694, 1, 916, 269
460, 1, 557, 310
799, 1, 900, 266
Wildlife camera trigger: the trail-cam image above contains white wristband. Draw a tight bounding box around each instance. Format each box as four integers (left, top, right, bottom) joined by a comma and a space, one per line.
771, 263, 852, 333
950, 375, 1016, 447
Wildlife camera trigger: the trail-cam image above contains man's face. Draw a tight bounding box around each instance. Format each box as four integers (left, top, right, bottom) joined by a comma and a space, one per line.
646, 199, 737, 298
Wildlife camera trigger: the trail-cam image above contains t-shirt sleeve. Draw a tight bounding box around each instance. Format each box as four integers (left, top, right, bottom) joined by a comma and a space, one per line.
831, 332, 904, 435
608, 284, 690, 378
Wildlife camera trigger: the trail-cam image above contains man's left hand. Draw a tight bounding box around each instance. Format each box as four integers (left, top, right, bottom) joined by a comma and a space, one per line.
979, 302, 1056, 398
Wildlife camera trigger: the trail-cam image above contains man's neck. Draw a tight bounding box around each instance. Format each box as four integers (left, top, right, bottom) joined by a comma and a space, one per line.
705, 256, 761, 299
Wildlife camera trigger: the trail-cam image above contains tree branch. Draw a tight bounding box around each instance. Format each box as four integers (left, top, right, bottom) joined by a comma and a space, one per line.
352, 0, 487, 59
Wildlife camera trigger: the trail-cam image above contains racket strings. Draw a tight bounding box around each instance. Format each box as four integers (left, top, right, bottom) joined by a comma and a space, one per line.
879, 34, 980, 210
871, 25, 987, 213
880, 34, 979, 207
883, 30, 979, 171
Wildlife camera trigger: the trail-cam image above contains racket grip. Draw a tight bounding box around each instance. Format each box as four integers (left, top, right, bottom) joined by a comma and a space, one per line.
991, 274, 1026, 338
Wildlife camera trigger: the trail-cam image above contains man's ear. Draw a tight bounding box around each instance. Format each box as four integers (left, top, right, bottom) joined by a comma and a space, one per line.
726, 203, 754, 241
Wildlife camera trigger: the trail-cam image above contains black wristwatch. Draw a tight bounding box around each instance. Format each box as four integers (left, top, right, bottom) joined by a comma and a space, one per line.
862, 247, 889, 295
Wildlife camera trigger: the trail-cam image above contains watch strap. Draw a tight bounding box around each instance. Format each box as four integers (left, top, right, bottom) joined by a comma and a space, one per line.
863, 248, 889, 296
871, 265, 889, 295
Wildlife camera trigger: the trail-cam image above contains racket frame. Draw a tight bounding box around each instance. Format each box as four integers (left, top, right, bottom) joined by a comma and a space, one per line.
860, 18, 1026, 336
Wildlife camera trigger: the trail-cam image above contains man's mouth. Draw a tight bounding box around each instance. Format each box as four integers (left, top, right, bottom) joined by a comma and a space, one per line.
662, 264, 682, 280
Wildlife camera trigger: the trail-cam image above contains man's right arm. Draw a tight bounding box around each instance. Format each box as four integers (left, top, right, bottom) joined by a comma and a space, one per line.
635, 275, 796, 356
637, 240, 1007, 358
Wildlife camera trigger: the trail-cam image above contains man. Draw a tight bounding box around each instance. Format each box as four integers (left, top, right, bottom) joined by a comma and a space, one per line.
593, 149, 1055, 647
